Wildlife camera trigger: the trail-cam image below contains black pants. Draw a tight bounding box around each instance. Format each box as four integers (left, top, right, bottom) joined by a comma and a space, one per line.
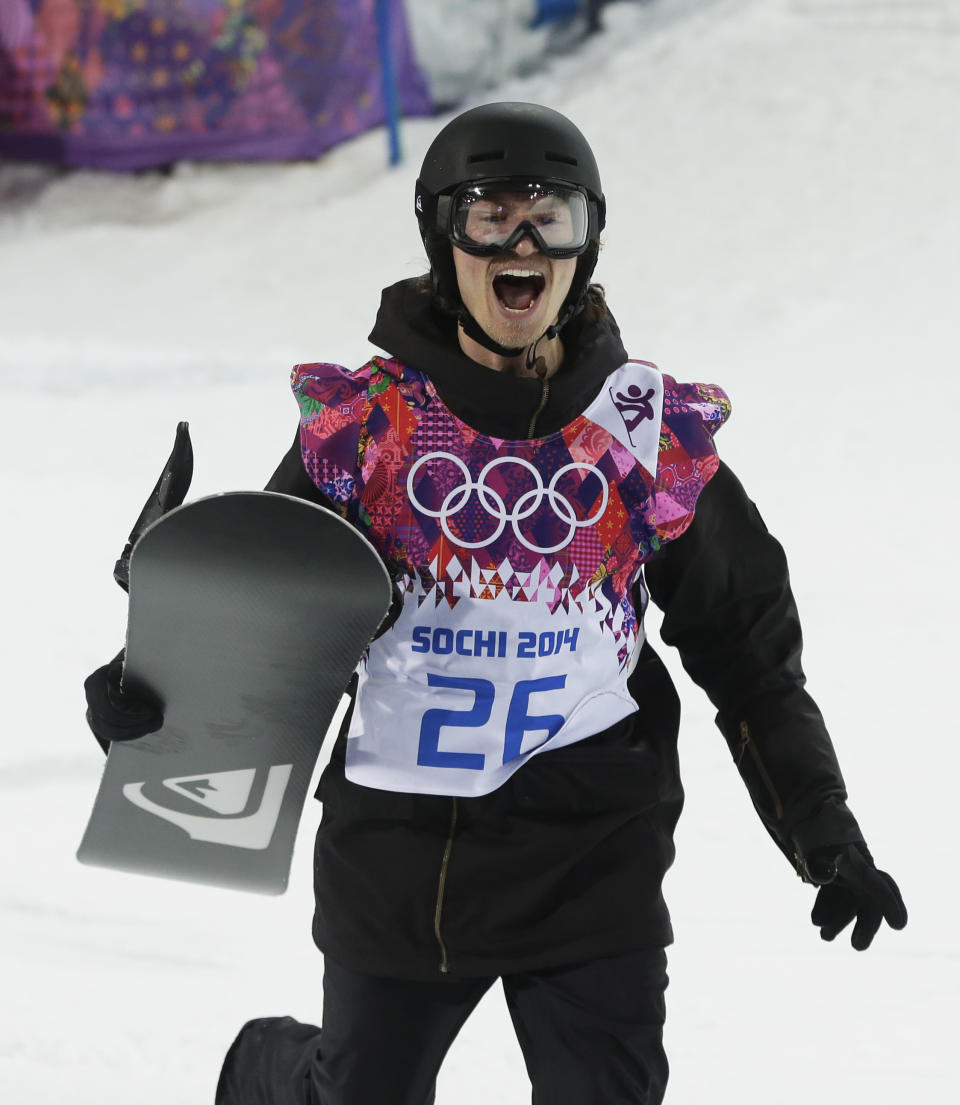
216, 948, 669, 1105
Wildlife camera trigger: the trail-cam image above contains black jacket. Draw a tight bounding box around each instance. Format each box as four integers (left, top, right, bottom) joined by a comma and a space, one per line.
266, 279, 863, 980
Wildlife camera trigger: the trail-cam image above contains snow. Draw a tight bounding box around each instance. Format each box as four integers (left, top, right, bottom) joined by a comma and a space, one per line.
1, 0, 957, 1100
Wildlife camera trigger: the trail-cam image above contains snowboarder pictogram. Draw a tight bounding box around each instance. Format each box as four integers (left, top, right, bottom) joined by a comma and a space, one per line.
612, 383, 657, 437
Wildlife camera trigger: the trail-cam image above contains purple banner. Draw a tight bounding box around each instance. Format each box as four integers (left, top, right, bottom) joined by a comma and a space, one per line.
0, 0, 433, 170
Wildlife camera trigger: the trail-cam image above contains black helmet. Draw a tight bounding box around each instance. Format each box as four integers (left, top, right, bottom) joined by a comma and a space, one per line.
415, 102, 606, 355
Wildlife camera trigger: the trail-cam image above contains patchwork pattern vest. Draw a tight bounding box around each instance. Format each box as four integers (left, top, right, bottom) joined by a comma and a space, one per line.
293, 356, 730, 797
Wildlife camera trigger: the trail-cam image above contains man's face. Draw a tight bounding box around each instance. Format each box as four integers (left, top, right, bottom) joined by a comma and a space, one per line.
451, 191, 577, 351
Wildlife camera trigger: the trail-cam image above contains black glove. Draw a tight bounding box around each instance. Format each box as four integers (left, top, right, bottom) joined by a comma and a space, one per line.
803, 842, 907, 951
84, 656, 164, 747
114, 422, 193, 591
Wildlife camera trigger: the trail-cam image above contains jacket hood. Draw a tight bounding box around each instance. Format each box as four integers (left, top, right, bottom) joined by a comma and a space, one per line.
368, 278, 629, 440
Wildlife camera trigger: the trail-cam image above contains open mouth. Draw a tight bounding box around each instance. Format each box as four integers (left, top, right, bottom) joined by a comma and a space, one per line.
492, 269, 546, 314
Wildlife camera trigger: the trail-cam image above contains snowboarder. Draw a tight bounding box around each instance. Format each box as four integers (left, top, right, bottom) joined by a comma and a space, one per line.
84, 102, 907, 1105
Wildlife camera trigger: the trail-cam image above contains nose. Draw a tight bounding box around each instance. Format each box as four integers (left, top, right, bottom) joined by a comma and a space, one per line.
512, 233, 538, 257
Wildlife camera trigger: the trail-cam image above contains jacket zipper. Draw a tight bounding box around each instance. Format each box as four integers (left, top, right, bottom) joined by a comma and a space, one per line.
526, 377, 550, 439
736, 721, 784, 821
434, 796, 458, 974
432, 368, 543, 971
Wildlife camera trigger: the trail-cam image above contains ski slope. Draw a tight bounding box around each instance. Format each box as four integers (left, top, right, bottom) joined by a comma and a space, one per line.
1, 0, 956, 1101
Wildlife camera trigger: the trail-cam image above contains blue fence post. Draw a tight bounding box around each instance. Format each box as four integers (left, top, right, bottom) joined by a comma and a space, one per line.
375, 0, 402, 166
530, 0, 581, 28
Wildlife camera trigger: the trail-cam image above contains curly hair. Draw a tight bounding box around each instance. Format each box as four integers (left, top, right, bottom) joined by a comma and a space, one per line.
580, 282, 609, 324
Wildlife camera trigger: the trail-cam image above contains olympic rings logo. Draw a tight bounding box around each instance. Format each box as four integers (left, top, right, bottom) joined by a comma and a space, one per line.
406, 451, 609, 554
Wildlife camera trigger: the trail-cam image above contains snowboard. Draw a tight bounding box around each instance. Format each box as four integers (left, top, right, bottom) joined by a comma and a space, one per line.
77, 491, 392, 894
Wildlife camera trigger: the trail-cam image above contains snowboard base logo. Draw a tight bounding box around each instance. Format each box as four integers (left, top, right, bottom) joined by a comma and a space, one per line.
122, 765, 293, 850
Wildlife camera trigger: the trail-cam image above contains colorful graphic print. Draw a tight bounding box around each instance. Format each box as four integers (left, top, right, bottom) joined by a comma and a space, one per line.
294, 356, 730, 669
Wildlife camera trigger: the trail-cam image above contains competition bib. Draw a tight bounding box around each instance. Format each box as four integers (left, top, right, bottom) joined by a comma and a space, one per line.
347, 568, 650, 797
293, 357, 730, 797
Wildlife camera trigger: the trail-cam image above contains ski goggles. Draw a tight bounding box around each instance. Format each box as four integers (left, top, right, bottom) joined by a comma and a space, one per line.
437, 179, 594, 259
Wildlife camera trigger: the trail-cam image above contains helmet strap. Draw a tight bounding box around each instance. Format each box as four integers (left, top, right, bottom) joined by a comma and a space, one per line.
456, 308, 526, 358
429, 234, 596, 363
452, 273, 589, 363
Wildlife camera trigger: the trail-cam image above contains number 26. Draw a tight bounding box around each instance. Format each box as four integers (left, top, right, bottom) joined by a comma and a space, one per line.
417, 674, 566, 771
